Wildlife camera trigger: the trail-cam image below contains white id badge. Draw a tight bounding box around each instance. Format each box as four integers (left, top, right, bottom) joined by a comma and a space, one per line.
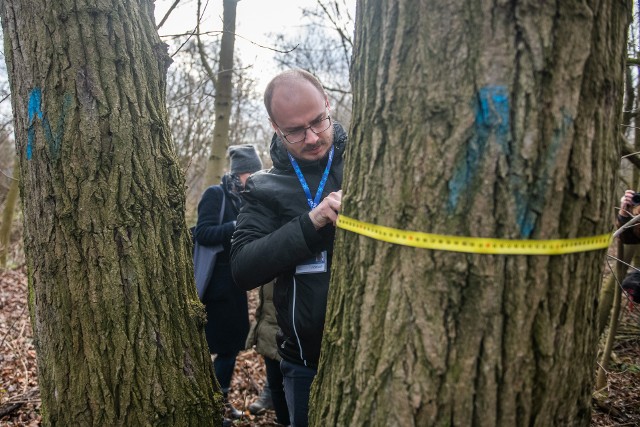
295, 250, 328, 275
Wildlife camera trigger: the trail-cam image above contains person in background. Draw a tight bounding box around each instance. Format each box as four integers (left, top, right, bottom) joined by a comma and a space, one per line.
194, 144, 263, 424
617, 189, 640, 243
246, 281, 290, 425
616, 189, 640, 305
231, 69, 346, 427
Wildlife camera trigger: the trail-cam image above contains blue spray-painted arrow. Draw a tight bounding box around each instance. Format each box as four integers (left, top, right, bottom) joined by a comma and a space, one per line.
26, 88, 71, 161
27, 88, 44, 160
448, 85, 510, 211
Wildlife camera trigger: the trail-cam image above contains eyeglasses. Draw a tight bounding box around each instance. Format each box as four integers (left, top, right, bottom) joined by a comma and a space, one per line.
273, 108, 332, 144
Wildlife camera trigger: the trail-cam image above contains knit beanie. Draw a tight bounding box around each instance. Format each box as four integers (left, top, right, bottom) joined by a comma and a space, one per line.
228, 144, 263, 174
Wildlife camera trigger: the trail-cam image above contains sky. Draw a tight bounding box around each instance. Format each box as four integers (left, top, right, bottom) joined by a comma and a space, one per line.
154, 0, 356, 92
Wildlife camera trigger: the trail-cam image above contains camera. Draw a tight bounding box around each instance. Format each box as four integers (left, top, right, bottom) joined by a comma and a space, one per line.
632, 193, 640, 205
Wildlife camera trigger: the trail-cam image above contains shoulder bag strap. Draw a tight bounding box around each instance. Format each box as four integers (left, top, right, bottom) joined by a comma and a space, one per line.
218, 189, 226, 225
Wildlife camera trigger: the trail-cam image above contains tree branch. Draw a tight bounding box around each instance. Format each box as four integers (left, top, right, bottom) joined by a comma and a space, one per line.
620, 132, 640, 168
196, 0, 217, 86
156, 0, 181, 30
627, 57, 640, 66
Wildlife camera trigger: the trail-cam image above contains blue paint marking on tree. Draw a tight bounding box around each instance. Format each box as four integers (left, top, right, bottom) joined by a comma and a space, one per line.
448, 85, 511, 211
26, 88, 71, 160
27, 88, 44, 160
478, 86, 510, 152
48, 94, 72, 160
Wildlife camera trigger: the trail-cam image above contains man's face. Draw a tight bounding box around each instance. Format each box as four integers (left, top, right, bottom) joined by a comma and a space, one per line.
270, 80, 334, 162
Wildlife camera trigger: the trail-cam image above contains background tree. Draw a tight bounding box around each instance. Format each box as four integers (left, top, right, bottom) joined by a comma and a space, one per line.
199, 0, 239, 188
311, 1, 630, 426
620, 2, 640, 189
0, 156, 18, 269
0, 30, 17, 270
0, 0, 221, 424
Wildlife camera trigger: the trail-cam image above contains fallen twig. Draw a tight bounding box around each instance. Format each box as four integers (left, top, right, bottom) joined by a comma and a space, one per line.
0, 402, 23, 418
592, 396, 627, 421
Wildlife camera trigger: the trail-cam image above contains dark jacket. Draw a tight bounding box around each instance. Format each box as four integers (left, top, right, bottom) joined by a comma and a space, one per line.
231, 123, 347, 367
616, 214, 640, 244
195, 179, 249, 355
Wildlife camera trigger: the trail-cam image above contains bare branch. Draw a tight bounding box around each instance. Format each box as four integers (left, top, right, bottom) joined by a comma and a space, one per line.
163, 29, 299, 55
233, 32, 299, 54
315, 1, 353, 66
196, 0, 218, 86
613, 214, 640, 239
323, 85, 351, 95
0, 168, 18, 181
316, 0, 353, 48
620, 132, 640, 168
170, 29, 197, 58
156, 0, 181, 30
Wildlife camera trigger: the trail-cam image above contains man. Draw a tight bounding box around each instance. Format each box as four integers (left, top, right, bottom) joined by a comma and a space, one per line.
231, 69, 345, 427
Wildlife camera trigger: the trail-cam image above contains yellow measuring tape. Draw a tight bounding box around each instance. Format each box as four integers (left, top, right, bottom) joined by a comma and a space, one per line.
336, 215, 612, 255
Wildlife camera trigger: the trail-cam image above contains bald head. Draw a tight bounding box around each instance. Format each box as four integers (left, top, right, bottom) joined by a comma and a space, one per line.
264, 69, 333, 162
264, 69, 326, 119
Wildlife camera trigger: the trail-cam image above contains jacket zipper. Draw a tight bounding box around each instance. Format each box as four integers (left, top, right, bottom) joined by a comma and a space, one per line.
291, 277, 308, 366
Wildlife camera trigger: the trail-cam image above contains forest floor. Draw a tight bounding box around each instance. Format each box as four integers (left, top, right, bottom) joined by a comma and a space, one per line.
1, 264, 639, 426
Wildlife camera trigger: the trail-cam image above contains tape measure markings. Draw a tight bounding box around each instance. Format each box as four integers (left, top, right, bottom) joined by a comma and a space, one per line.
336, 215, 611, 255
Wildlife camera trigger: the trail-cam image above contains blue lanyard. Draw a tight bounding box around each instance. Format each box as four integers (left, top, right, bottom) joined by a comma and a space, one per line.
288, 145, 335, 210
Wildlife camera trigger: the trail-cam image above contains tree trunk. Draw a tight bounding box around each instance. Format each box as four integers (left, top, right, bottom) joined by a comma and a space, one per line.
0, 156, 19, 268
622, 65, 639, 185
203, 0, 238, 187
0, 0, 221, 425
311, 1, 629, 426
632, 2, 640, 187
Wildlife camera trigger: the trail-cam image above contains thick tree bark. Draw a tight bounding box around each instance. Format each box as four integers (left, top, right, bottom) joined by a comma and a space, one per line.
0, 0, 221, 425
311, 1, 629, 426
203, 0, 238, 187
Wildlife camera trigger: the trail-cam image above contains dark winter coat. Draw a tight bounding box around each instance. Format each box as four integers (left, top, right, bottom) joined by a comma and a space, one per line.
194, 179, 249, 355
231, 123, 347, 368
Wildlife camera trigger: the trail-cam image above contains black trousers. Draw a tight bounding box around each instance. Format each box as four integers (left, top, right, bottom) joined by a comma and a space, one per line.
265, 356, 290, 425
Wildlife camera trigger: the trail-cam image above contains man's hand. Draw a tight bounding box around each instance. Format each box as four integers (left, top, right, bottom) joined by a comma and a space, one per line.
620, 189, 636, 217
309, 190, 342, 230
